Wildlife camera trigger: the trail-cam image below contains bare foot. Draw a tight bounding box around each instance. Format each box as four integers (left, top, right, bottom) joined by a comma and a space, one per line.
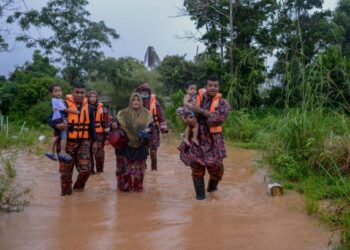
183, 138, 192, 147
192, 138, 200, 146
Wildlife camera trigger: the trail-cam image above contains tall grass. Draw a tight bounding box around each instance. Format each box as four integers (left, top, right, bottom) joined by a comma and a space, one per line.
224, 35, 350, 246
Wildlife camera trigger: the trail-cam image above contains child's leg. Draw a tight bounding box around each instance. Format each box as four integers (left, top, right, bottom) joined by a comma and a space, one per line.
183, 125, 191, 146
192, 121, 199, 146
58, 130, 72, 162
49, 135, 59, 153
60, 130, 68, 155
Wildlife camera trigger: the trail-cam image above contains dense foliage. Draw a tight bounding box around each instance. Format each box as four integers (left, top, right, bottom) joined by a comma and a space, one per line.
8, 0, 119, 84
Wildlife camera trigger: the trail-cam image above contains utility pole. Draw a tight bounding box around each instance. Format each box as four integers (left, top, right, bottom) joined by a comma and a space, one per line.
229, 0, 234, 75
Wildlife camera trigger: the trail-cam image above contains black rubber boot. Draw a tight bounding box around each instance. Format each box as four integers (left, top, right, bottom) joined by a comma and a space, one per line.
193, 177, 206, 200
150, 150, 157, 171
207, 179, 219, 192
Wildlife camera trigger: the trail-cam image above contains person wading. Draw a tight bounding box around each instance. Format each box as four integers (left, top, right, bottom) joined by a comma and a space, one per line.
55, 82, 97, 196
88, 91, 110, 174
179, 76, 231, 200
135, 83, 168, 171
112, 93, 153, 192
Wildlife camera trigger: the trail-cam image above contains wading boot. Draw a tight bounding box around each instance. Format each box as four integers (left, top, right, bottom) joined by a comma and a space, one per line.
193, 177, 206, 200
150, 150, 157, 171
207, 179, 219, 192
73, 173, 89, 191
151, 159, 157, 171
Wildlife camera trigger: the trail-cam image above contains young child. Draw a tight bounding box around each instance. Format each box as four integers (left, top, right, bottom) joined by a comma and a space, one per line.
45, 84, 77, 162
182, 81, 199, 146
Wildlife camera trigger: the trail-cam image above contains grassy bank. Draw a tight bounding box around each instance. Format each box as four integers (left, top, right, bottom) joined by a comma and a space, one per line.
0, 122, 52, 150
223, 108, 350, 249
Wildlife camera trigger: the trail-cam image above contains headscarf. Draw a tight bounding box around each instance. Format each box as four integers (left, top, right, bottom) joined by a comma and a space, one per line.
88, 90, 99, 106
117, 93, 152, 148
135, 83, 151, 95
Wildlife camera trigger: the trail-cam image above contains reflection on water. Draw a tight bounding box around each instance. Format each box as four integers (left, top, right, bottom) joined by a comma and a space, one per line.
0, 140, 334, 249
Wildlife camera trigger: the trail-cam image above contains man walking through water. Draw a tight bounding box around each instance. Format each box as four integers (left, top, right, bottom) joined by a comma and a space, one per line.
179, 76, 231, 200
135, 83, 168, 171
55, 81, 97, 196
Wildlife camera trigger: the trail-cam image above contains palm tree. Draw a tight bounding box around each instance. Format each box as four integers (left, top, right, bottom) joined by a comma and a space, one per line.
144, 46, 161, 70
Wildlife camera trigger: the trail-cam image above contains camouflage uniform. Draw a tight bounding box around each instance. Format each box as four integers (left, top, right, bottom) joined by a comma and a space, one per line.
135, 83, 168, 171
57, 98, 96, 196
89, 103, 109, 173
179, 93, 231, 199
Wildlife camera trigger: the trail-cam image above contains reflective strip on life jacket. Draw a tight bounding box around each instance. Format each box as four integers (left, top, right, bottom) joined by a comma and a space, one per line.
196, 88, 223, 134
149, 94, 159, 126
94, 103, 104, 134
66, 95, 90, 139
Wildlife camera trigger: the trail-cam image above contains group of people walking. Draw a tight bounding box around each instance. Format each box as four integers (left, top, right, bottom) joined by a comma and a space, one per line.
47, 76, 231, 200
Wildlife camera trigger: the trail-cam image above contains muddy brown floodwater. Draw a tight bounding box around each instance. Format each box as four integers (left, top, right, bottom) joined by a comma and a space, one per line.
0, 138, 335, 250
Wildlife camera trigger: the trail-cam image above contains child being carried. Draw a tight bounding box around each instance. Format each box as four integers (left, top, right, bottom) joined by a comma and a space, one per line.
178, 81, 199, 147
45, 83, 78, 162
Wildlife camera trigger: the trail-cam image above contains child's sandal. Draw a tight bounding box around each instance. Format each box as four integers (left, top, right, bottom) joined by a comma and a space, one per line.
45, 152, 58, 161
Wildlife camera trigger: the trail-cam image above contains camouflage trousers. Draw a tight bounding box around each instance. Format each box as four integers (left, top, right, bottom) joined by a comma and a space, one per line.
90, 133, 105, 173
191, 162, 224, 182
59, 139, 91, 195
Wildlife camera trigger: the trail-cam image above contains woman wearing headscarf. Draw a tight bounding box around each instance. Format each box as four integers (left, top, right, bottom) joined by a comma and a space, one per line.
88, 91, 110, 174
114, 92, 153, 192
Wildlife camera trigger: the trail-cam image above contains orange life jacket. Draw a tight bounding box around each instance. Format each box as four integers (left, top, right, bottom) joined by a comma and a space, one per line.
66, 95, 90, 139
149, 94, 159, 126
196, 88, 223, 133
94, 103, 104, 134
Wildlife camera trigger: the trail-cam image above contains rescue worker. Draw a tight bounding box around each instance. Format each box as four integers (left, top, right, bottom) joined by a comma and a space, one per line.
88, 91, 110, 174
135, 83, 168, 171
55, 81, 97, 196
179, 76, 231, 200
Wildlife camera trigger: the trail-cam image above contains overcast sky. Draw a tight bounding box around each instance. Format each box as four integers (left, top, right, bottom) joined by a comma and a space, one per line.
0, 0, 338, 76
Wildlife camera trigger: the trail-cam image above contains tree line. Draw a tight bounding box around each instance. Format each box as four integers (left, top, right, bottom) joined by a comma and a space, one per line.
1, 0, 350, 124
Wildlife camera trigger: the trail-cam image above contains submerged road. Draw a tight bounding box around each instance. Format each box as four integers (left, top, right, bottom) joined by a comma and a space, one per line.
0, 139, 333, 249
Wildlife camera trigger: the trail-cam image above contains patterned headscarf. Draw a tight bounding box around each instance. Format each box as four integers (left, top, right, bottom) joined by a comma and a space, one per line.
88, 90, 99, 106
117, 93, 152, 148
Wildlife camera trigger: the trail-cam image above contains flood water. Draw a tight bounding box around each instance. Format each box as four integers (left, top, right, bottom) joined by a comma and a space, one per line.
0, 138, 334, 249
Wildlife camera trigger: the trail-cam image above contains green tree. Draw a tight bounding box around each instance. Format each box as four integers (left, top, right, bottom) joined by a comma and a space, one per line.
157, 55, 196, 93
0, 0, 16, 52
271, 0, 342, 107
11, 0, 119, 84
183, 0, 276, 108
334, 0, 350, 58
0, 50, 67, 124
91, 57, 161, 110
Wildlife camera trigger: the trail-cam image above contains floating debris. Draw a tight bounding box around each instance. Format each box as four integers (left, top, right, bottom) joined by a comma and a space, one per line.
268, 183, 284, 196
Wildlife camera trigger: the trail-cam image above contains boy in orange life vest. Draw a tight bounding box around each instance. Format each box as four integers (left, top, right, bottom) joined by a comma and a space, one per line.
54, 81, 97, 196
88, 91, 110, 174
179, 76, 231, 200
135, 83, 168, 171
